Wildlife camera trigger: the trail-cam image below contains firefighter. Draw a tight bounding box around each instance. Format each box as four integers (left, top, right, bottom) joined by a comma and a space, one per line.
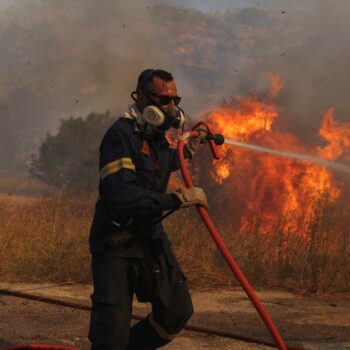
88, 69, 208, 349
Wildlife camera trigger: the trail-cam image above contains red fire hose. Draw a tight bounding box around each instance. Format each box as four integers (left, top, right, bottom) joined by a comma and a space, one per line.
1, 345, 77, 350
177, 123, 287, 350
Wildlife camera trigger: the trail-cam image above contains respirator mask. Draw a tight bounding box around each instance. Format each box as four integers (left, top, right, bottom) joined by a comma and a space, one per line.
142, 93, 185, 131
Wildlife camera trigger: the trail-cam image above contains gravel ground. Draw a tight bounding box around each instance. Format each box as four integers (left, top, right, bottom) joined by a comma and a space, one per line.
0, 283, 349, 350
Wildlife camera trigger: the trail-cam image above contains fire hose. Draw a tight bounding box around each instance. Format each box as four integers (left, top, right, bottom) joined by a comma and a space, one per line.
0, 289, 308, 350
0, 345, 76, 350
178, 121, 288, 350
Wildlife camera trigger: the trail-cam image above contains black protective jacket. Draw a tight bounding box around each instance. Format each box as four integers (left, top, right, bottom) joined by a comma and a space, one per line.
89, 115, 181, 257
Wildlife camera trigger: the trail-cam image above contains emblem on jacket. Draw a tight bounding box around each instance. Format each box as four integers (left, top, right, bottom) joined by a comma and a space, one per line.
141, 139, 150, 156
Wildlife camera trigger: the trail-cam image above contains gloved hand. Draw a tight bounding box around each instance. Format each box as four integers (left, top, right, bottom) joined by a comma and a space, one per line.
186, 128, 208, 159
173, 187, 209, 209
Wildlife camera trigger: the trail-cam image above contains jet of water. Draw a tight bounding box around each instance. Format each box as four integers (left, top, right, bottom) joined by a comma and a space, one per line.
224, 139, 350, 175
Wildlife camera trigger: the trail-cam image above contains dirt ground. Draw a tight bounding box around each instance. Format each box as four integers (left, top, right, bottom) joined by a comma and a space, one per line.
0, 283, 349, 350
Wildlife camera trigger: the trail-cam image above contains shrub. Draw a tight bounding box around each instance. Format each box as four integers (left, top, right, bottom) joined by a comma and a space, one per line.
29, 111, 115, 193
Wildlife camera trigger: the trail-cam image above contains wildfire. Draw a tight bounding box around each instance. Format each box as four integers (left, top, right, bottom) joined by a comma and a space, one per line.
204, 75, 349, 235
318, 107, 350, 161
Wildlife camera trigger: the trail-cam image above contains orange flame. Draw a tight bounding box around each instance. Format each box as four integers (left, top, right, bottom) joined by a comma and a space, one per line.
318, 107, 350, 161
208, 95, 278, 142
204, 75, 346, 235
269, 74, 284, 98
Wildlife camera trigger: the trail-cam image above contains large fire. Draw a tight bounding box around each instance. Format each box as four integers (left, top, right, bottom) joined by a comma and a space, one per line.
203, 75, 349, 235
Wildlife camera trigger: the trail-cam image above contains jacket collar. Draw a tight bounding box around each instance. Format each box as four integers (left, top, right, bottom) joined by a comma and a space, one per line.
122, 103, 144, 126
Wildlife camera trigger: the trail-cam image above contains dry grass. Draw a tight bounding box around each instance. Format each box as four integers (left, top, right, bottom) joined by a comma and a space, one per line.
0, 189, 349, 293
0, 191, 93, 283
0, 172, 54, 197
165, 194, 350, 293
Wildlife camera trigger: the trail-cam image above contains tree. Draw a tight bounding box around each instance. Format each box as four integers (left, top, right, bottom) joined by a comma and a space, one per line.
29, 111, 115, 193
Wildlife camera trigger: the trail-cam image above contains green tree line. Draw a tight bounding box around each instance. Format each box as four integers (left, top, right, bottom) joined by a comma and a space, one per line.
29, 111, 115, 193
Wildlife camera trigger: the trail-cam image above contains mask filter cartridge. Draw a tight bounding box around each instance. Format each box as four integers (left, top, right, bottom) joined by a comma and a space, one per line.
143, 105, 185, 130
142, 106, 165, 127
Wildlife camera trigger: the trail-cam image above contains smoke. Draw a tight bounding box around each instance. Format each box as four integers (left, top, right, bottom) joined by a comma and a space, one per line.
1, 0, 349, 172
0, 0, 171, 171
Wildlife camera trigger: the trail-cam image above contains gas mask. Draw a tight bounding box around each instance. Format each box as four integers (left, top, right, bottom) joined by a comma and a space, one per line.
142, 104, 185, 131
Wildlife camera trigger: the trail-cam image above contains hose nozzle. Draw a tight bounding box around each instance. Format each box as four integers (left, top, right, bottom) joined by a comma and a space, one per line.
207, 133, 225, 146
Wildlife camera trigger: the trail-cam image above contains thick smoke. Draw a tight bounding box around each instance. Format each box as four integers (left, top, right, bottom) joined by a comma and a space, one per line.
0, 0, 349, 172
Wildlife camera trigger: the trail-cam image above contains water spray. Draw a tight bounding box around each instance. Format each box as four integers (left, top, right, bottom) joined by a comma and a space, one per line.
224, 138, 350, 175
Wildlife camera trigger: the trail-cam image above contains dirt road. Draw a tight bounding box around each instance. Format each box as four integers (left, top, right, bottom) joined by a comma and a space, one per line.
0, 283, 349, 349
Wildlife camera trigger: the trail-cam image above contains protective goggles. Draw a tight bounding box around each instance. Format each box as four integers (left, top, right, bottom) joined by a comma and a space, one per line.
145, 91, 181, 106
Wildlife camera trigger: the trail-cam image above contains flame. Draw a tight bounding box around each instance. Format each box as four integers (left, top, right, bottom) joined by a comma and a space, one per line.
208, 95, 278, 141
269, 74, 284, 98
203, 75, 347, 235
212, 160, 231, 184
318, 107, 350, 161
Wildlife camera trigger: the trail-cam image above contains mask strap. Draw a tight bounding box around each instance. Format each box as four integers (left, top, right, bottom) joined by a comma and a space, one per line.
131, 91, 138, 102
175, 106, 186, 131
177, 106, 185, 115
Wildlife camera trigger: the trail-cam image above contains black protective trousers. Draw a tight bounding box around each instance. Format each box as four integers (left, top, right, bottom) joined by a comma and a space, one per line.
88, 254, 194, 350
